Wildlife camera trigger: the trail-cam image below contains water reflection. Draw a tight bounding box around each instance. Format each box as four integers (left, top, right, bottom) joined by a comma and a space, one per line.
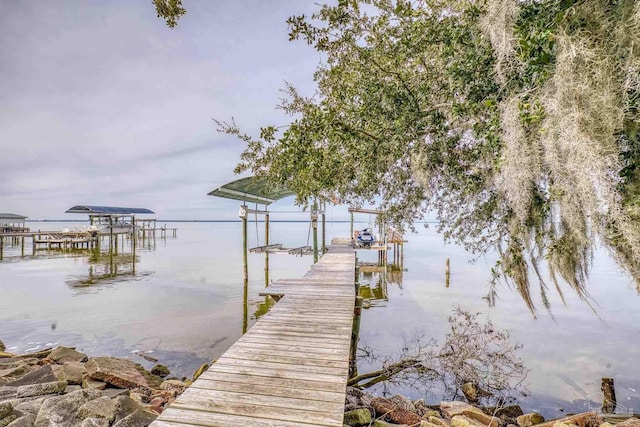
358, 263, 404, 308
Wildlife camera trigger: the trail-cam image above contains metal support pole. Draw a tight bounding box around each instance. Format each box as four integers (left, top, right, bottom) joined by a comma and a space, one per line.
264, 212, 270, 287
321, 204, 326, 254
240, 205, 249, 282
312, 203, 319, 264
350, 211, 354, 242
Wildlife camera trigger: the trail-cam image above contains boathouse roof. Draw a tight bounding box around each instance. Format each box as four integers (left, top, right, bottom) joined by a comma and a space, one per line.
0, 213, 27, 220
208, 176, 294, 205
65, 205, 155, 215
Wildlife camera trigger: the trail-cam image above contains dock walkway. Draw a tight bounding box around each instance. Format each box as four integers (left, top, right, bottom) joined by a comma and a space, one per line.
151, 243, 356, 427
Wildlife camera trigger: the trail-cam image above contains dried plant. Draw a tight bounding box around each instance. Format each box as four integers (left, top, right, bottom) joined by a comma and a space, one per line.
351, 308, 528, 406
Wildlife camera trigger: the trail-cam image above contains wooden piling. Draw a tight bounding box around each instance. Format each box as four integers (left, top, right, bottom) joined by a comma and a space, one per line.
264, 212, 270, 287
445, 258, 450, 288
349, 296, 364, 379
602, 377, 616, 414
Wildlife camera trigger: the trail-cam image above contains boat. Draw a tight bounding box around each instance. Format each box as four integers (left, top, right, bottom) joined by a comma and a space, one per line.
355, 228, 376, 248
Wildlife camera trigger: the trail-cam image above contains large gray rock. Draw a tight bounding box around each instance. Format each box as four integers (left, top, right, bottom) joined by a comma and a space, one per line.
344, 408, 372, 426
5, 366, 57, 388
6, 414, 35, 427
48, 347, 88, 364
441, 402, 484, 418
0, 366, 29, 385
76, 397, 117, 423
81, 418, 109, 427
54, 362, 87, 385
112, 396, 156, 427
0, 402, 12, 419
13, 397, 47, 416
15, 382, 66, 399
0, 413, 19, 427
85, 358, 163, 389
516, 413, 545, 427
0, 387, 17, 402
33, 389, 102, 427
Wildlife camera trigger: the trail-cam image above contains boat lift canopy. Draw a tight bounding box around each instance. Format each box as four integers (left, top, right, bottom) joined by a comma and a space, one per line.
65, 206, 155, 215
208, 176, 294, 206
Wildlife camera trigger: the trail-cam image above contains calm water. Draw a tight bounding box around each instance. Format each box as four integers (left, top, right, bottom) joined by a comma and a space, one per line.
1, 220, 639, 418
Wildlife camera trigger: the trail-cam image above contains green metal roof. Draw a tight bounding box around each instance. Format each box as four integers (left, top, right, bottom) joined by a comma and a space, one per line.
66, 206, 155, 214
208, 176, 294, 205
0, 213, 27, 220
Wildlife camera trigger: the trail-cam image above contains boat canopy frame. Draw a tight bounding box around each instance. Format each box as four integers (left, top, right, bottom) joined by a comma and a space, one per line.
66, 206, 154, 215
208, 176, 294, 206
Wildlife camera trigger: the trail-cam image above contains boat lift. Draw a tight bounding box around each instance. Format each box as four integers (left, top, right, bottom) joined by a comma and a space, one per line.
208, 176, 328, 286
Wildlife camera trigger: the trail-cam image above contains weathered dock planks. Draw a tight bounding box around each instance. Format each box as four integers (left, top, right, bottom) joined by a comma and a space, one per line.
151, 244, 356, 427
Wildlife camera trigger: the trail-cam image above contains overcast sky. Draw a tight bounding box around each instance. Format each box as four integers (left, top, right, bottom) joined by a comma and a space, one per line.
1, 1, 324, 220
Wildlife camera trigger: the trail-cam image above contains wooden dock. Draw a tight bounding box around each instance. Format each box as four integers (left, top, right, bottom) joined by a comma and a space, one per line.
151, 243, 356, 427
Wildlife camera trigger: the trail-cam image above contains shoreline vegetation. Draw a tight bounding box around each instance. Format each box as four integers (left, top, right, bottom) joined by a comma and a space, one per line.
1, 341, 639, 427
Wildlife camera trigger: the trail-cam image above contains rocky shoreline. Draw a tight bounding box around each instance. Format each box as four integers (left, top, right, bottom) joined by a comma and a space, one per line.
0, 342, 193, 427
2, 340, 639, 427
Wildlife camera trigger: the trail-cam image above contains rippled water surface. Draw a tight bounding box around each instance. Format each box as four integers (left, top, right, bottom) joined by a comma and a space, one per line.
1, 220, 639, 418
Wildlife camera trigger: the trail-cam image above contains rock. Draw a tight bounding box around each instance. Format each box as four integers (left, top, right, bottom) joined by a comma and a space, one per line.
80, 418, 109, 427
452, 415, 490, 427
0, 387, 18, 401
429, 416, 451, 427
47, 347, 88, 364
76, 397, 117, 423
0, 402, 13, 419
192, 363, 208, 381
82, 378, 107, 391
33, 389, 102, 427
0, 413, 19, 427
423, 422, 446, 427
517, 413, 546, 427
534, 412, 601, 427
85, 357, 163, 389
414, 399, 439, 418
345, 387, 364, 407
344, 408, 372, 426
0, 342, 5, 352
111, 410, 157, 427
17, 350, 51, 360
616, 419, 640, 427
388, 394, 416, 413
0, 366, 29, 384
99, 389, 129, 399
146, 396, 165, 414
462, 409, 500, 427
373, 420, 400, 427
13, 397, 47, 416
150, 365, 170, 378
111, 396, 157, 427
15, 382, 66, 399
5, 366, 58, 388
441, 402, 485, 419
372, 397, 422, 425
484, 405, 524, 424
51, 362, 87, 385
160, 380, 186, 395
6, 414, 35, 427
554, 423, 578, 427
